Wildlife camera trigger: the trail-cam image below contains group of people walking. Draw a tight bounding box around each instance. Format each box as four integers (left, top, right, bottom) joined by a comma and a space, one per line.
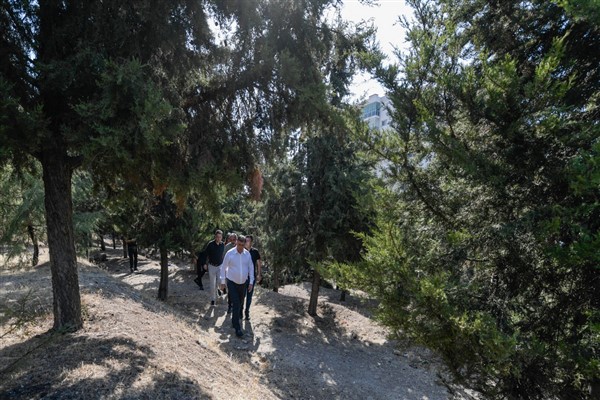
195, 230, 262, 338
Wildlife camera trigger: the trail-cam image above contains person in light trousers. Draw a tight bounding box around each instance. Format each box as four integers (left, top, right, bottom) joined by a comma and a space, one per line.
203, 230, 224, 306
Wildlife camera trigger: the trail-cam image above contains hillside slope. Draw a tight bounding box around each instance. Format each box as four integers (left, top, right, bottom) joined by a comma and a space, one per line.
1, 248, 462, 399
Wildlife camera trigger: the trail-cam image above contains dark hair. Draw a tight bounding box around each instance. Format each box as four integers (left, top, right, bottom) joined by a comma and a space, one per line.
237, 235, 246, 242
215, 229, 223, 235
246, 234, 253, 242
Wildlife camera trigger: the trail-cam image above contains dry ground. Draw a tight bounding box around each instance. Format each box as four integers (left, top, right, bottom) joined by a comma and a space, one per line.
0, 246, 473, 400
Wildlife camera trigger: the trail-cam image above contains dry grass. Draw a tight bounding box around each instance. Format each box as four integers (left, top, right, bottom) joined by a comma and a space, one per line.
0, 247, 460, 400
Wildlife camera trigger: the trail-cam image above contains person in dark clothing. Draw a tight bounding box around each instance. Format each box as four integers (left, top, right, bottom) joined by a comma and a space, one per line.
203, 229, 225, 306
242, 234, 261, 320
193, 250, 207, 290
121, 236, 128, 258
126, 238, 138, 272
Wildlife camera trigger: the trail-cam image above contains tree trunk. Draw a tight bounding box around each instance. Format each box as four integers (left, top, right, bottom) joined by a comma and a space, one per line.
308, 269, 321, 316
111, 232, 116, 249
27, 224, 39, 266
273, 263, 280, 292
41, 150, 83, 331
99, 233, 106, 251
340, 289, 347, 302
158, 244, 169, 300
308, 236, 326, 316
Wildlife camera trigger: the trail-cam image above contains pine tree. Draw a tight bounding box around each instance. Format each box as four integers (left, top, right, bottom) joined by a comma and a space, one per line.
338, 0, 599, 397
266, 112, 374, 315
0, 164, 45, 265
1, 0, 375, 328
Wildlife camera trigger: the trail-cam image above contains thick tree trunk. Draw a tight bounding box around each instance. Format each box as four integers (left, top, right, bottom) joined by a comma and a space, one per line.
27, 224, 39, 266
158, 244, 169, 300
41, 151, 83, 331
308, 269, 321, 316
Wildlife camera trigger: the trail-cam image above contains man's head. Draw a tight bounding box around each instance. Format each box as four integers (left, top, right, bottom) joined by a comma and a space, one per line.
228, 232, 238, 243
215, 229, 223, 243
236, 235, 246, 253
245, 235, 253, 250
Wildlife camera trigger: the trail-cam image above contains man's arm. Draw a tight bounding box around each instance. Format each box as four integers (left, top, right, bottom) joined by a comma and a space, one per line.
203, 241, 211, 270
247, 253, 255, 289
257, 259, 262, 281
256, 250, 262, 280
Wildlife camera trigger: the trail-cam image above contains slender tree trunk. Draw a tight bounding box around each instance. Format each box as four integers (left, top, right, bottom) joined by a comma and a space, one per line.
158, 244, 169, 300
99, 233, 106, 251
111, 232, 116, 249
308, 236, 326, 316
27, 224, 39, 266
308, 269, 321, 316
273, 263, 279, 292
340, 289, 347, 302
41, 150, 83, 331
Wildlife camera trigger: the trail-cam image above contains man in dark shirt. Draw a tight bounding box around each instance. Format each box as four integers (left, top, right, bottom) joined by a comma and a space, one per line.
204, 229, 224, 306
242, 234, 261, 320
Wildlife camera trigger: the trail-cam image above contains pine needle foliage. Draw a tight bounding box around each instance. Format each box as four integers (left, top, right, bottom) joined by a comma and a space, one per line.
334, 0, 600, 398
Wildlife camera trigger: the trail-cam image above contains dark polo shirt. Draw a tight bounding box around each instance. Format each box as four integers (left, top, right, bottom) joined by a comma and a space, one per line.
205, 240, 224, 266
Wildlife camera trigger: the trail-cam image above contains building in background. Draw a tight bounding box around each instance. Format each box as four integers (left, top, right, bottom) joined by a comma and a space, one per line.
361, 94, 392, 131
361, 94, 394, 177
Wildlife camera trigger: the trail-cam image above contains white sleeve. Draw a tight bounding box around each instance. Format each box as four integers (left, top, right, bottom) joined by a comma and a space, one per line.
220, 252, 228, 283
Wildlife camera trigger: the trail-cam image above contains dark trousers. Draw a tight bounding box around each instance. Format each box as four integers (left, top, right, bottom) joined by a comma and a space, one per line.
128, 246, 138, 270
196, 264, 206, 280
243, 278, 255, 315
227, 279, 247, 331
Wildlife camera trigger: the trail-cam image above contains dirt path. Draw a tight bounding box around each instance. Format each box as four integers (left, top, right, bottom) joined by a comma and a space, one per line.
0, 248, 465, 399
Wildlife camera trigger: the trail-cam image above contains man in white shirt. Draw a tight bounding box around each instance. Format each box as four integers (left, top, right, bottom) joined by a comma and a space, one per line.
220, 235, 254, 337
223, 232, 238, 314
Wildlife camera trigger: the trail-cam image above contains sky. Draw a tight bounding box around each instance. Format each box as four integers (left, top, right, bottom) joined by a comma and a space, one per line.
340, 0, 413, 100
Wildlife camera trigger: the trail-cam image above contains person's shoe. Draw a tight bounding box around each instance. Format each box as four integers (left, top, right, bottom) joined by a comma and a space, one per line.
130, 268, 134, 273
235, 329, 244, 337
134, 268, 138, 272
210, 300, 215, 306
198, 285, 204, 290
217, 289, 222, 296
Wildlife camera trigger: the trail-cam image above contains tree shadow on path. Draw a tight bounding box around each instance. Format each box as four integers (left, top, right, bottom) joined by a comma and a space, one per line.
0, 332, 208, 399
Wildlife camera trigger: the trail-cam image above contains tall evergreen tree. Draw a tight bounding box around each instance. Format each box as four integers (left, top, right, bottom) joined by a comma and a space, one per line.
0, 164, 45, 265
0, 0, 375, 329
266, 114, 374, 315
335, 0, 599, 397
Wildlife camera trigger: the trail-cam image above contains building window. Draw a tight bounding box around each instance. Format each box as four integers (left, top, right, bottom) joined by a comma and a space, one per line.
362, 102, 381, 118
